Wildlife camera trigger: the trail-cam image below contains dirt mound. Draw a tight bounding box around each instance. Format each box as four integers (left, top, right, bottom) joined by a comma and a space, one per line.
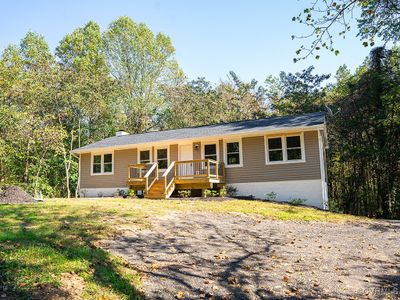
0, 186, 36, 204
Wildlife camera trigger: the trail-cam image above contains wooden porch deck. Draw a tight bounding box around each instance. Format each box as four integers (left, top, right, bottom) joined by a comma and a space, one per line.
127, 159, 225, 198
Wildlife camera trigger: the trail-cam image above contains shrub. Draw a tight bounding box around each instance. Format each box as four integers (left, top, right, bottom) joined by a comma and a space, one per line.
127, 189, 136, 197
203, 189, 212, 197
219, 187, 227, 197
225, 185, 238, 197
178, 190, 191, 198
289, 198, 307, 206
265, 192, 277, 201
204, 189, 220, 197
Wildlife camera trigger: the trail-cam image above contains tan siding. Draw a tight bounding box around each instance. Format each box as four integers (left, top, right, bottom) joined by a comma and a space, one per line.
193, 141, 201, 159
225, 131, 321, 183
79, 130, 321, 189
81, 149, 137, 188
170, 144, 178, 162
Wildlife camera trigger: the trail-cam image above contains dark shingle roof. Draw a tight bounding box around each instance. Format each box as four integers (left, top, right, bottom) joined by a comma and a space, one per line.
72, 112, 325, 153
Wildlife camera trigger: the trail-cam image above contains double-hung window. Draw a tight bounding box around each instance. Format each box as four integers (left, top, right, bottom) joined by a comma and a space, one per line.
267, 138, 283, 162
286, 136, 302, 160
92, 153, 113, 175
139, 150, 151, 164
204, 144, 217, 161
266, 134, 304, 164
225, 140, 242, 167
157, 148, 168, 169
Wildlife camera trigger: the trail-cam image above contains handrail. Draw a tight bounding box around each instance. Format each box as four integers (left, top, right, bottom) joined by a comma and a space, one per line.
163, 161, 175, 196
143, 163, 157, 178
143, 162, 158, 192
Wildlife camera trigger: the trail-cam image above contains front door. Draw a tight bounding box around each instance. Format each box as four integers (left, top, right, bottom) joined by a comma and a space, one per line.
179, 144, 193, 161
178, 144, 193, 177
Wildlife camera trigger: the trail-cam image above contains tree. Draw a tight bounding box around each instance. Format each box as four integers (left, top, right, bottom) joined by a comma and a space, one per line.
56, 21, 108, 75
161, 78, 221, 129
55, 22, 121, 197
217, 71, 267, 121
162, 73, 267, 129
103, 16, 183, 133
328, 47, 400, 218
265, 66, 330, 115
293, 0, 400, 60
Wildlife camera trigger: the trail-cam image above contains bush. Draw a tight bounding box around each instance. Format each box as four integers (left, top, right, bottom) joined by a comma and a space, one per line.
204, 189, 219, 197
219, 186, 227, 197
225, 185, 238, 197
265, 192, 277, 201
289, 198, 307, 206
127, 189, 136, 198
178, 190, 191, 198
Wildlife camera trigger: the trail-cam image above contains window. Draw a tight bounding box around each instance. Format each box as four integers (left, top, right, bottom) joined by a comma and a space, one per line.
93, 155, 102, 174
157, 148, 168, 169
268, 138, 283, 162
266, 134, 304, 164
139, 150, 150, 164
103, 154, 113, 173
204, 144, 217, 161
92, 153, 113, 175
226, 141, 241, 166
286, 136, 302, 160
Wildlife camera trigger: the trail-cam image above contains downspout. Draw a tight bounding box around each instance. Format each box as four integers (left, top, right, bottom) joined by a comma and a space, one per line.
318, 128, 329, 210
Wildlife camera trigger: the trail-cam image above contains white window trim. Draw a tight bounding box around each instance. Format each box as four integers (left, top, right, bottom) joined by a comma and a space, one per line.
137, 147, 152, 164
201, 141, 219, 161
224, 138, 243, 168
265, 132, 306, 165
90, 151, 114, 176
154, 145, 170, 171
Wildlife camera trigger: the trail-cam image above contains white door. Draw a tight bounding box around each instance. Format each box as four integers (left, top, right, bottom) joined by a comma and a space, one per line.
178, 144, 193, 177
179, 144, 193, 161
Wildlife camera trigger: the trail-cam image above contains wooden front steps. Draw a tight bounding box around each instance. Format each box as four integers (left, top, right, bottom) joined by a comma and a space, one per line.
144, 179, 165, 199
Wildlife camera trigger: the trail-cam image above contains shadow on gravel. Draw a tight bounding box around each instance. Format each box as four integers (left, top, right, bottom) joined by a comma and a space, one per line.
366, 220, 400, 233
108, 215, 286, 299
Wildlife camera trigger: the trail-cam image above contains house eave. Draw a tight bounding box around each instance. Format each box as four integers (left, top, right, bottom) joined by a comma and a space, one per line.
71, 124, 326, 155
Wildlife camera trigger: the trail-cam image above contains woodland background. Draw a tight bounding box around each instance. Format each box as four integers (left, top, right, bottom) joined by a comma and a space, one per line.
0, 11, 399, 218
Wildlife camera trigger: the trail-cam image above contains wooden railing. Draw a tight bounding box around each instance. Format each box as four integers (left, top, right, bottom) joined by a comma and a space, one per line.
128, 163, 158, 192
128, 159, 224, 193
143, 162, 158, 192
127, 164, 147, 184
175, 159, 224, 180
163, 161, 175, 197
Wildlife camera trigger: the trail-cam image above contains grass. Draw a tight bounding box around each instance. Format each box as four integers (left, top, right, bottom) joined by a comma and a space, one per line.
0, 198, 366, 299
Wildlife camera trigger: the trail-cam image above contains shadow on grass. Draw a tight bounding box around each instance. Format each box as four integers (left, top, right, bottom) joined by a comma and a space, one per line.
0, 204, 143, 299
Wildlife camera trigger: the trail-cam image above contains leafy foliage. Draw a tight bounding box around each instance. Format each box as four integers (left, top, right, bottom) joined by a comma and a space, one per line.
327, 47, 400, 218
293, 0, 400, 60
265, 66, 330, 115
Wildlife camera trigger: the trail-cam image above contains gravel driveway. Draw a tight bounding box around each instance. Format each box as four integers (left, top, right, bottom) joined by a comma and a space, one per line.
104, 212, 400, 299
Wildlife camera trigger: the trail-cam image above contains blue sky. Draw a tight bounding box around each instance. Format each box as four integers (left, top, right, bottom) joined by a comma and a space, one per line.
1, 0, 372, 84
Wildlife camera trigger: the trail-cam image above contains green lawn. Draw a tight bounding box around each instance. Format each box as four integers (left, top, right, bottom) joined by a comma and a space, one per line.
0, 198, 365, 299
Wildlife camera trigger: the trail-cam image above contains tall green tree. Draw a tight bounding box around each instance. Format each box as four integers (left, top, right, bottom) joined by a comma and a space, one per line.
162, 73, 267, 129
56, 21, 108, 75
265, 66, 330, 115
103, 16, 183, 133
328, 47, 400, 218
55, 21, 121, 197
